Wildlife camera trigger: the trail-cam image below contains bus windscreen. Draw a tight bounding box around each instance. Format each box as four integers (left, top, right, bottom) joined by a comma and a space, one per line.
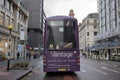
46, 20, 76, 50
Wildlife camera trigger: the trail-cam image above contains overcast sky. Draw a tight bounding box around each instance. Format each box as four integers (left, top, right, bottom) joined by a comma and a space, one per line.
44, 0, 97, 23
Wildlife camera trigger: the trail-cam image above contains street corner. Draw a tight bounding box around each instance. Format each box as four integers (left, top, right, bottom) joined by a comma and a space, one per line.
16, 69, 32, 80
0, 69, 32, 80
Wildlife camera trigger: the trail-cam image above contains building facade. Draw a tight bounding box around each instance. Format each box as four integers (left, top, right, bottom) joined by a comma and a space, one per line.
96, 0, 120, 61
79, 13, 99, 57
21, 0, 46, 52
0, 0, 29, 59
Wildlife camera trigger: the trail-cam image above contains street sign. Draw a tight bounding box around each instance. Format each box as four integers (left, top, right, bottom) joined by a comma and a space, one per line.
18, 44, 24, 51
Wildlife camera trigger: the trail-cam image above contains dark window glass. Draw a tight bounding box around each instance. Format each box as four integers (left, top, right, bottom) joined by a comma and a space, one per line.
46, 20, 76, 50
87, 32, 89, 36
94, 32, 97, 36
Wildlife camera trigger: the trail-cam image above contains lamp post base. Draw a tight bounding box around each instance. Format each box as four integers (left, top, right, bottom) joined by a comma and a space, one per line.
6, 59, 10, 71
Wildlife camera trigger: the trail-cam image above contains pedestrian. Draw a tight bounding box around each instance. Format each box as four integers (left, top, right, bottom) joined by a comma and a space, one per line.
85, 53, 87, 58
26, 52, 29, 59
17, 52, 20, 60
28, 52, 31, 59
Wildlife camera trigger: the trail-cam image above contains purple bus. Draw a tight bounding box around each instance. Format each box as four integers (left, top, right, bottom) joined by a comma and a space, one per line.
44, 16, 80, 72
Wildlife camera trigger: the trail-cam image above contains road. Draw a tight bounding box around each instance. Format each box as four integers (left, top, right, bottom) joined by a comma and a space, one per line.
78, 57, 120, 80
21, 56, 120, 80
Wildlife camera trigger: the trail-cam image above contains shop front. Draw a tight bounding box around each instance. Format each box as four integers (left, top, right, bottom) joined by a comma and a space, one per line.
0, 34, 9, 60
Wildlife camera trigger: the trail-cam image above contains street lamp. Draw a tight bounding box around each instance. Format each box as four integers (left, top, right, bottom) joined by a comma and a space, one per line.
7, 25, 13, 71
8, 25, 13, 32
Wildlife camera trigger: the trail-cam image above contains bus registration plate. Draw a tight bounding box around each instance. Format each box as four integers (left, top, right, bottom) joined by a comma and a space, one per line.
58, 68, 66, 71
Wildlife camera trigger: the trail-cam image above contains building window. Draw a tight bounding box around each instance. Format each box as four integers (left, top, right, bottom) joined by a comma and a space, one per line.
94, 25, 97, 29
87, 32, 89, 36
94, 32, 97, 36
87, 44, 90, 49
6, 0, 10, 10
94, 20, 97, 23
11, 19, 15, 30
87, 20, 89, 24
6, 16, 10, 27
87, 25, 89, 29
0, 0, 4, 5
24, 16, 27, 24
118, 0, 120, 5
0, 12, 4, 26
18, 23, 21, 32
11, 19, 14, 26
0, 34, 8, 54
11, 4, 14, 14
19, 11, 22, 20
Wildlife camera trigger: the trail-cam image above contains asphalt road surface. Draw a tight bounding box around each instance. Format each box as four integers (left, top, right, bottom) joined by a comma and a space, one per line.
21, 56, 120, 80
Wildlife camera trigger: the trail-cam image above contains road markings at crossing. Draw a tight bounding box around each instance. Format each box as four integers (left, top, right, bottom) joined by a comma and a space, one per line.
102, 67, 120, 74
81, 69, 86, 72
87, 66, 108, 75
81, 65, 107, 75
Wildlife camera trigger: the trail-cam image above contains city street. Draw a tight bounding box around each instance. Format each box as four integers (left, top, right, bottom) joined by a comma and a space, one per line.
21, 56, 120, 80
1, 0, 120, 80
78, 57, 120, 80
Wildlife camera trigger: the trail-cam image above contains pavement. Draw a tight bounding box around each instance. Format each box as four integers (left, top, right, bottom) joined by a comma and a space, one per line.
0, 57, 41, 80
0, 69, 32, 80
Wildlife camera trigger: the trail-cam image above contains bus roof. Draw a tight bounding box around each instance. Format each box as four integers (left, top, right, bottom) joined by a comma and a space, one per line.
46, 15, 77, 21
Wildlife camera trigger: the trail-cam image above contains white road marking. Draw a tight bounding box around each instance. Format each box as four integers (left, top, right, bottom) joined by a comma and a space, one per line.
81, 69, 86, 72
87, 66, 108, 75
100, 63, 118, 68
102, 67, 120, 74
100, 63, 110, 66
81, 65, 107, 75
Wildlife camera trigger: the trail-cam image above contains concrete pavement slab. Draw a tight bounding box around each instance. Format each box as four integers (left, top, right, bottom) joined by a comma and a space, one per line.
0, 69, 32, 80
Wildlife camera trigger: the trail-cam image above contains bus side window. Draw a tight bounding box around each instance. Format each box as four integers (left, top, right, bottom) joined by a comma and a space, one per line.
46, 25, 55, 49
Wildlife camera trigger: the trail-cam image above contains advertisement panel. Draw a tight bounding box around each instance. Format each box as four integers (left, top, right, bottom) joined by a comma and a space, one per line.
20, 27, 25, 40
44, 51, 80, 72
